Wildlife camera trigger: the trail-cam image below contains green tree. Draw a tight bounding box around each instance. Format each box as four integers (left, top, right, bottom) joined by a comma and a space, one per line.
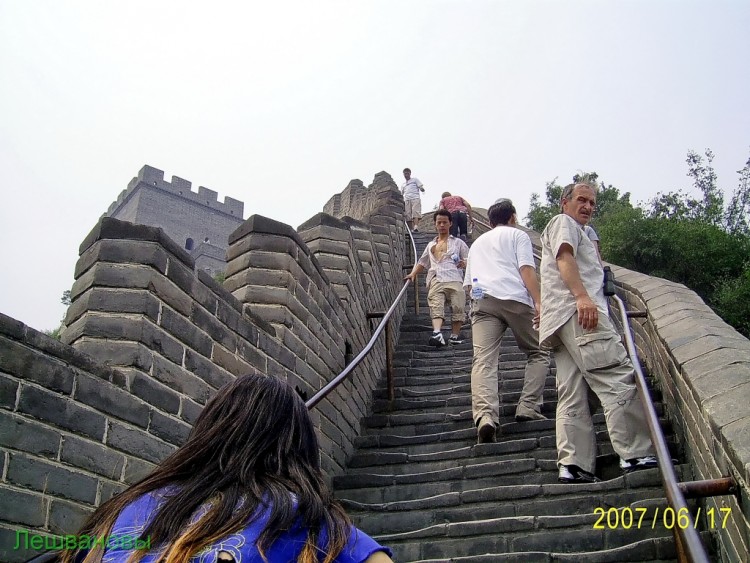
525, 149, 750, 337
725, 152, 750, 235
526, 180, 562, 232
712, 262, 750, 337
525, 172, 632, 233
647, 149, 723, 225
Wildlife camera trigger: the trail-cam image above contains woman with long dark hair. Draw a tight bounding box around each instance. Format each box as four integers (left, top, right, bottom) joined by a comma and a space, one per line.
61, 374, 392, 563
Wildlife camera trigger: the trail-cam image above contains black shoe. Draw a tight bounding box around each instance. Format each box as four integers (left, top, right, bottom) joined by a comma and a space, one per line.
477, 416, 496, 444
428, 332, 446, 347
620, 456, 657, 473
558, 465, 601, 484
448, 334, 463, 344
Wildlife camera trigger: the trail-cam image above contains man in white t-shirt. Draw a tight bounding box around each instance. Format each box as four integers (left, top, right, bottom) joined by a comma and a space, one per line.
463, 200, 551, 443
539, 183, 655, 484
400, 168, 425, 232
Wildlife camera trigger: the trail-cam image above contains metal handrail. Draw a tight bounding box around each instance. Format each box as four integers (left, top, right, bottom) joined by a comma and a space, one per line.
475, 214, 714, 560
306, 222, 417, 409
611, 294, 709, 562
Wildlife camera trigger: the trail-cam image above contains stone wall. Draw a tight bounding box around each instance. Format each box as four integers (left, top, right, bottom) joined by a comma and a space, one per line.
0, 171, 406, 562
607, 265, 750, 563
0, 314, 171, 562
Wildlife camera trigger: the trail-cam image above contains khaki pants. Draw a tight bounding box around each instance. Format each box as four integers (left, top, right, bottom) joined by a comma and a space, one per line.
470, 296, 550, 425
554, 313, 655, 472
404, 198, 422, 220
427, 281, 466, 322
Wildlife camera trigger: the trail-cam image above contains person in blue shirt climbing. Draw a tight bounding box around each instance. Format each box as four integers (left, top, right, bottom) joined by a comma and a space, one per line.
61, 373, 392, 563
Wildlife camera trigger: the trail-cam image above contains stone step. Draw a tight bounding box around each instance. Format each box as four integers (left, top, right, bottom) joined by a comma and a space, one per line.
345, 471, 686, 535
370, 384, 561, 414
335, 457, 539, 490
381, 521, 679, 562
410, 534, 680, 562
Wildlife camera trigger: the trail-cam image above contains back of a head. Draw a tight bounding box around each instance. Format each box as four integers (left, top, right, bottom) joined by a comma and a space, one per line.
190, 373, 319, 479
65, 374, 351, 563
441, 191, 451, 198
488, 200, 516, 227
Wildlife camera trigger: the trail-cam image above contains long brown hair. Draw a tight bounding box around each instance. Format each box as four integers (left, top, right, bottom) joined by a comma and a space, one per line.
62, 374, 351, 563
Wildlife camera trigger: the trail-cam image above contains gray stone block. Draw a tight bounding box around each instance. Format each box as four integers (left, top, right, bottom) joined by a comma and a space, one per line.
211, 344, 254, 376
73, 338, 153, 372
150, 274, 193, 317
0, 487, 48, 526
0, 312, 26, 340
48, 498, 93, 535
18, 385, 106, 441
79, 217, 194, 269
179, 396, 204, 425
192, 304, 237, 352
100, 480, 126, 503
0, 373, 19, 409
130, 372, 181, 415
122, 455, 156, 484
70, 263, 154, 302
142, 322, 185, 365
106, 420, 174, 464
75, 239, 169, 279
228, 214, 307, 250
236, 340, 267, 373
0, 338, 74, 394
149, 410, 191, 445
74, 372, 150, 428
160, 307, 213, 358
184, 349, 234, 390
60, 434, 125, 480
0, 411, 60, 459
66, 287, 160, 327
151, 353, 214, 407
7, 452, 99, 505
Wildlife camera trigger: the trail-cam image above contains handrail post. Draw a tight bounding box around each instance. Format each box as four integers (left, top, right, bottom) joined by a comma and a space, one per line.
386, 319, 394, 402
414, 277, 419, 315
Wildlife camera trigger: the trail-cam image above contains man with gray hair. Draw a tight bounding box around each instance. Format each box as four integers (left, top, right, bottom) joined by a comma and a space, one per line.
464, 199, 550, 443
539, 182, 655, 483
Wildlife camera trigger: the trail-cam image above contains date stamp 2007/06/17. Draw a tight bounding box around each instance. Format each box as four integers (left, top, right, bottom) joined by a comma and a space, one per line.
593, 506, 731, 530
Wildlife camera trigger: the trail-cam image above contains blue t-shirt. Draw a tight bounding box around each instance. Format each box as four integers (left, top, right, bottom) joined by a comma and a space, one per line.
102, 489, 390, 563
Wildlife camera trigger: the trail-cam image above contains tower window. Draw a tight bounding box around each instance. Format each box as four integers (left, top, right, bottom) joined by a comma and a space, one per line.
185, 238, 194, 251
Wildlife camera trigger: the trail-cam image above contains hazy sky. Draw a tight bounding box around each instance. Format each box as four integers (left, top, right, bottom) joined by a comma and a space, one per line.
1, 0, 748, 332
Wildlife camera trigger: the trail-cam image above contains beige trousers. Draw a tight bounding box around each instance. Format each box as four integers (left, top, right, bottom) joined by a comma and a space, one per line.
427, 281, 466, 322
554, 312, 655, 472
470, 296, 550, 425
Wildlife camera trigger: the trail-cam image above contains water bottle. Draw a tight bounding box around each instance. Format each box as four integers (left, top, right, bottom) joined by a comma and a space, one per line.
470, 278, 484, 300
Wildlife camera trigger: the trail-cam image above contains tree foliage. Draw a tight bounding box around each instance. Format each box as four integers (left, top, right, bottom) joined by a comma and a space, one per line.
525, 150, 750, 337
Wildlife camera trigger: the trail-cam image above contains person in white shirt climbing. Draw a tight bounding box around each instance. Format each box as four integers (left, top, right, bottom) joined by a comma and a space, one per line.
400, 168, 425, 232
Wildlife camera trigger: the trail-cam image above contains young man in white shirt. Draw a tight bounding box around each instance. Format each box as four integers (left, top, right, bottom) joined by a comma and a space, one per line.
404, 209, 469, 346
463, 200, 551, 443
400, 168, 425, 232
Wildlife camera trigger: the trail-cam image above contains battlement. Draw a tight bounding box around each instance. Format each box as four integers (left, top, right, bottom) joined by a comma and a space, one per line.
106, 165, 245, 219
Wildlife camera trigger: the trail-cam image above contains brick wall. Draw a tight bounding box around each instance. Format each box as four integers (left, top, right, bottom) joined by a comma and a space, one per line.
0, 314, 170, 561
0, 171, 407, 561
607, 267, 750, 562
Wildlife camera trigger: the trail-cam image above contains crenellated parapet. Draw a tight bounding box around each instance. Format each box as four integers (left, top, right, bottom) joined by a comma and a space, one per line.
106, 165, 244, 219
0, 170, 408, 561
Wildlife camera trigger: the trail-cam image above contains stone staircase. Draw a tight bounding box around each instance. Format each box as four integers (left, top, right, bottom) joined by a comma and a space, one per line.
332, 231, 703, 562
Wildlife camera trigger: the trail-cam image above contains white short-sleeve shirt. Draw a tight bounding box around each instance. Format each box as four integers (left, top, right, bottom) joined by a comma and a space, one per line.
462, 226, 536, 308
539, 214, 606, 344
401, 177, 423, 200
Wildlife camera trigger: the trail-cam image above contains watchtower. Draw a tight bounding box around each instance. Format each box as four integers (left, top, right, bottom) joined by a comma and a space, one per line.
105, 165, 245, 275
